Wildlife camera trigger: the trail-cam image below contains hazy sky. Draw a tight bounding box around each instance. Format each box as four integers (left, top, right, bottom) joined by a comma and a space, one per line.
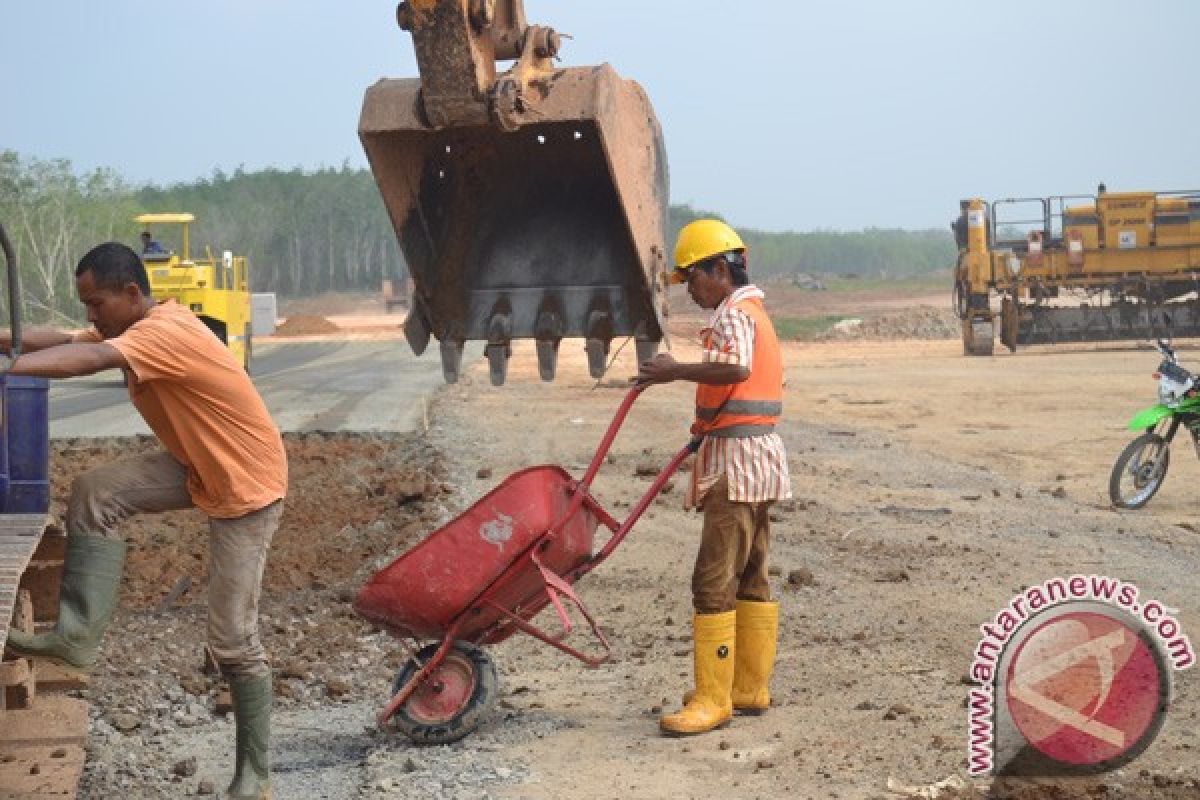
3, 1, 1198, 231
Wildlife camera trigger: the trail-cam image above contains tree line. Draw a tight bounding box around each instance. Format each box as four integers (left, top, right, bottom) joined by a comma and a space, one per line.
0, 150, 953, 324
668, 205, 954, 279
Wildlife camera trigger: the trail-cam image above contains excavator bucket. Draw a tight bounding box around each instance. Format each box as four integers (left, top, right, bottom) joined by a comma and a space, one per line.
360, 0, 669, 384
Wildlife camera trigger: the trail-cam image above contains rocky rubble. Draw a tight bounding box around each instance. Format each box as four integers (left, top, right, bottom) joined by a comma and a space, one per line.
53, 431, 454, 798
815, 307, 959, 341
273, 314, 341, 336
76, 589, 571, 798
66, 424, 605, 798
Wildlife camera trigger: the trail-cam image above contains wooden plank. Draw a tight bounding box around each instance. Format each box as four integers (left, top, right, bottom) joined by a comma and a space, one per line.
0, 693, 88, 799
12, 591, 32, 636
29, 528, 64, 562
0, 659, 34, 711
16, 562, 62, 624
1, 590, 37, 709
0, 695, 89, 748
0, 515, 49, 655
0, 743, 85, 799
26, 663, 88, 693
0, 660, 31, 685
21, 526, 65, 624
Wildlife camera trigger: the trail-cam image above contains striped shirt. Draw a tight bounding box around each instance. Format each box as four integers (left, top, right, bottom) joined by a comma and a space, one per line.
686, 285, 792, 509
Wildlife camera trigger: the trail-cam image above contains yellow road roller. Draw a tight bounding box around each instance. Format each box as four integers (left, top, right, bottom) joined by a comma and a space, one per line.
136, 212, 252, 370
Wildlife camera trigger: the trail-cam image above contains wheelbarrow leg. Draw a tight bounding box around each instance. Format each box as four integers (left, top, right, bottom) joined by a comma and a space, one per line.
480, 549, 614, 667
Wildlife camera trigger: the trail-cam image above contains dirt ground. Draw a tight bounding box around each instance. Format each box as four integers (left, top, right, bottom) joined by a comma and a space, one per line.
394, 332, 1200, 800
49, 283, 1200, 798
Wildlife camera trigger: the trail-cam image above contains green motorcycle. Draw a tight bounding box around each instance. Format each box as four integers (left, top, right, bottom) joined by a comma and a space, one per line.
1109, 339, 1200, 509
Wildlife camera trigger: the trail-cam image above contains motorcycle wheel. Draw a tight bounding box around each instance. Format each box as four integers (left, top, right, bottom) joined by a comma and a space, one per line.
1109, 432, 1170, 510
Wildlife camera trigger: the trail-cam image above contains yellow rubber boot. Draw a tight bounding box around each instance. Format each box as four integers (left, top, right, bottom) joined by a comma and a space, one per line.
660, 611, 736, 736
730, 600, 778, 713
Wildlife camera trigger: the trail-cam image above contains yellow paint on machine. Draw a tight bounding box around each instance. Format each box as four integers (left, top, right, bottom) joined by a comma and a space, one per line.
136, 213, 252, 370
951, 189, 1200, 355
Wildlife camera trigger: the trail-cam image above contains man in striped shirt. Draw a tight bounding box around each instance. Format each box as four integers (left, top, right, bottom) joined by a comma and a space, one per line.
638, 219, 790, 736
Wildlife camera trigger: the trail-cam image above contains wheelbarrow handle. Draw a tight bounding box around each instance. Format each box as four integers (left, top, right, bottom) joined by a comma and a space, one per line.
585, 435, 698, 568
555, 387, 702, 573
574, 385, 645, 493
547, 386, 647, 533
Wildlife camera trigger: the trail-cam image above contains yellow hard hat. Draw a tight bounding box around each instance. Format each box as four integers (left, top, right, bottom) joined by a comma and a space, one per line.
670, 219, 746, 284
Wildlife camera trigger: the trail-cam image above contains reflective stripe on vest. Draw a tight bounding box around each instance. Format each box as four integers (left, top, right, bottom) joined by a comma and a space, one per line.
708, 423, 777, 438
692, 292, 783, 437
695, 399, 783, 421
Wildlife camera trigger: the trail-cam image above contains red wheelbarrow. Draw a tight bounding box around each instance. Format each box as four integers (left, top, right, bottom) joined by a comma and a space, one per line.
353, 386, 697, 744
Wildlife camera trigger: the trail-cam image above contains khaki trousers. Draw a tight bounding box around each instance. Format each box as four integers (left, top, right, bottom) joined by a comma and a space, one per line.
691, 477, 773, 613
68, 451, 282, 677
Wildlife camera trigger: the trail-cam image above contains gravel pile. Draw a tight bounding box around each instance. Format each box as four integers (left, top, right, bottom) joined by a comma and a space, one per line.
816, 307, 959, 340
273, 315, 341, 336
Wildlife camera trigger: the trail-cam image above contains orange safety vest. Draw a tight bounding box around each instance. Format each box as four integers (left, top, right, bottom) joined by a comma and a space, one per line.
692, 292, 783, 437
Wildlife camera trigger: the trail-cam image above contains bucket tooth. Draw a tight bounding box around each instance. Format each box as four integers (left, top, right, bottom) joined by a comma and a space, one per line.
485, 344, 510, 386
487, 308, 512, 342
585, 338, 609, 379
634, 337, 659, 366
585, 310, 613, 379
535, 340, 559, 381
440, 339, 464, 383
587, 309, 614, 341
485, 308, 513, 386
534, 308, 564, 382
404, 301, 432, 355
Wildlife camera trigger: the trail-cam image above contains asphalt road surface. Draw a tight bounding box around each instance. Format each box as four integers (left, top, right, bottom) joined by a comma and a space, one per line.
48, 340, 476, 438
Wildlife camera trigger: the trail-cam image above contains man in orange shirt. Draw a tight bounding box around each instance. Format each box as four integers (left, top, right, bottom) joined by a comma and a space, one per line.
3, 242, 286, 800
638, 219, 790, 737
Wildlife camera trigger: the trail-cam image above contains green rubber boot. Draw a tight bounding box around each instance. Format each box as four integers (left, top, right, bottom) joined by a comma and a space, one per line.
227, 673, 273, 800
5, 534, 125, 670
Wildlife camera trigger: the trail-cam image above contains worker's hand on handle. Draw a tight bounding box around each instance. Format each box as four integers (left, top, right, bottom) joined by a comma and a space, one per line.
637, 354, 748, 387
635, 353, 679, 386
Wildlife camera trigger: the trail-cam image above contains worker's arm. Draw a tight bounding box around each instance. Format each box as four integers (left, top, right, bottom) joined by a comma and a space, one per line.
636, 353, 749, 386
0, 329, 77, 354
8, 343, 128, 379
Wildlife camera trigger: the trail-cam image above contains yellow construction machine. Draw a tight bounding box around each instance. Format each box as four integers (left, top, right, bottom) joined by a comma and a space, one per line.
953, 189, 1200, 355
136, 213, 252, 370
359, 0, 669, 384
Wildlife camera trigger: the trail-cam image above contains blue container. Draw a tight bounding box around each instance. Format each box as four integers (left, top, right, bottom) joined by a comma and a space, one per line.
0, 375, 50, 513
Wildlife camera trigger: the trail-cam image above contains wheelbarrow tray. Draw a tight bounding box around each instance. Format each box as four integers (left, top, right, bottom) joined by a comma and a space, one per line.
354, 465, 606, 644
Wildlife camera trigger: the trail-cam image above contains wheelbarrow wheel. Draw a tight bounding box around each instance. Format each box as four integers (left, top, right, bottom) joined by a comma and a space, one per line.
387, 641, 498, 745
